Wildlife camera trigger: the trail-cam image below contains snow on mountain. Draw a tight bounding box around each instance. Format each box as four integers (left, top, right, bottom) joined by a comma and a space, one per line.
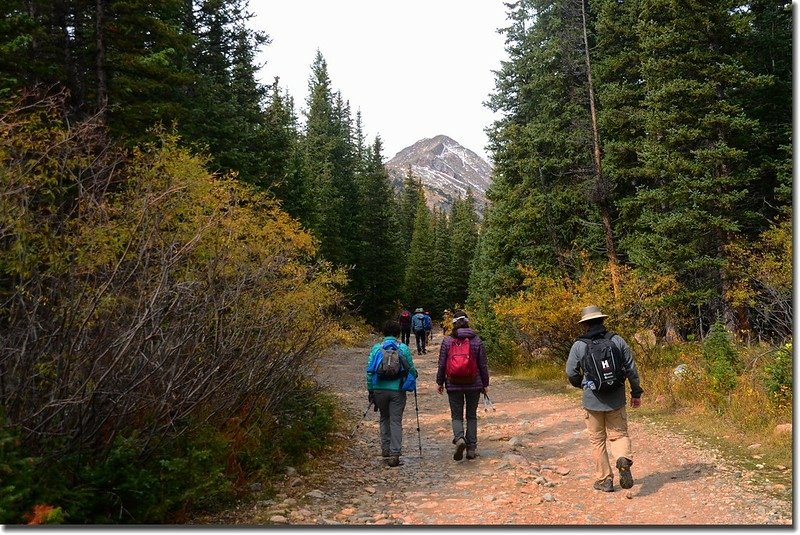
385, 135, 492, 215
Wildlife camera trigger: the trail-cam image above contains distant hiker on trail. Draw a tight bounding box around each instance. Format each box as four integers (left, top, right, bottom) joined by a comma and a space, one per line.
411, 308, 427, 355
366, 320, 418, 467
399, 308, 412, 346
566, 305, 644, 493
423, 310, 432, 345
436, 310, 489, 461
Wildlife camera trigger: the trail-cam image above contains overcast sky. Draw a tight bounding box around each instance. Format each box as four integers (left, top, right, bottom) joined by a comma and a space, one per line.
249, 1, 509, 162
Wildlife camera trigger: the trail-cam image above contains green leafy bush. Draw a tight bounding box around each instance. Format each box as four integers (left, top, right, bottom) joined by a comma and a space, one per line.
0, 419, 36, 524
702, 322, 742, 398
764, 342, 792, 407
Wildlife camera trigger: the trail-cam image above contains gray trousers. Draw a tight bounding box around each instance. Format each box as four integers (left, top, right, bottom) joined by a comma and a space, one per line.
448, 391, 481, 448
373, 389, 407, 455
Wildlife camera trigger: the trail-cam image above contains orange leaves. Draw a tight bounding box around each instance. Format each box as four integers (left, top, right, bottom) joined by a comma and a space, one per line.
24, 504, 64, 525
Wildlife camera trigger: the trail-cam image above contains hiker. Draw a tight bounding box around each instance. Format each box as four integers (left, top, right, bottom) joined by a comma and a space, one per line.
436, 310, 489, 461
566, 305, 644, 492
424, 310, 432, 345
399, 308, 412, 346
411, 308, 427, 354
366, 320, 418, 467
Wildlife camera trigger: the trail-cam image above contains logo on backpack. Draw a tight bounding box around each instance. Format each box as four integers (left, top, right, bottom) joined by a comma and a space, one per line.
579, 332, 625, 392
446, 337, 478, 384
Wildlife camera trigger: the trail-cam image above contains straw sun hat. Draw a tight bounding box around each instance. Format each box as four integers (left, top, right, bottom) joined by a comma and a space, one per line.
577, 305, 609, 324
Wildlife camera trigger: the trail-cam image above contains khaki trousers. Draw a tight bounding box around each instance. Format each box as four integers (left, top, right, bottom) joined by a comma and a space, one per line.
585, 406, 632, 484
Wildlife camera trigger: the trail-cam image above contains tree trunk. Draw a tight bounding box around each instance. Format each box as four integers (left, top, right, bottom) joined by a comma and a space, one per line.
56, 0, 83, 114
580, 0, 620, 299
539, 167, 569, 274
95, 0, 108, 122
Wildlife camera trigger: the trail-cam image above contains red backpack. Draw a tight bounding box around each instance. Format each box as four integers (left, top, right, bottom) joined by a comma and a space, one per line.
446, 337, 478, 384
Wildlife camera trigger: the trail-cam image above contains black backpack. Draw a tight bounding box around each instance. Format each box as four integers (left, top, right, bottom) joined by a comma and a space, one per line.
577, 331, 626, 392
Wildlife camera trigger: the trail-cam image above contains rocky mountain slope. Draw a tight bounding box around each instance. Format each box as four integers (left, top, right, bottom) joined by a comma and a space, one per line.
385, 135, 492, 214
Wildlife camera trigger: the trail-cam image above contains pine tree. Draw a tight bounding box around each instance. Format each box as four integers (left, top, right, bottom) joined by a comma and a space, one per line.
449, 190, 480, 308
621, 0, 770, 328
430, 207, 453, 315
473, 0, 603, 311
263, 79, 309, 221
183, 0, 270, 185
397, 169, 422, 251
302, 50, 335, 239
403, 194, 435, 310
351, 136, 402, 325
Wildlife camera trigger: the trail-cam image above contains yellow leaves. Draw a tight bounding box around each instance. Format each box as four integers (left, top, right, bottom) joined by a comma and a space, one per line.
723, 213, 791, 308
491, 259, 682, 363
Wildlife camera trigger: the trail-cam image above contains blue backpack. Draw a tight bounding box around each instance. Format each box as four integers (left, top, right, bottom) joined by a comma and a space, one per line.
412, 314, 425, 331
368, 341, 415, 391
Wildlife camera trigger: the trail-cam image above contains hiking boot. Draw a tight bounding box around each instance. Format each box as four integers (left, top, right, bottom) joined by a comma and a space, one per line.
466, 448, 477, 460
616, 457, 634, 489
387, 455, 400, 467
381, 449, 390, 458
593, 478, 614, 492
453, 437, 466, 461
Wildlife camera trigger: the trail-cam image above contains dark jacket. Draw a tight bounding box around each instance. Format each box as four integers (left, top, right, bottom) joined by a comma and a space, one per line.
436, 328, 490, 393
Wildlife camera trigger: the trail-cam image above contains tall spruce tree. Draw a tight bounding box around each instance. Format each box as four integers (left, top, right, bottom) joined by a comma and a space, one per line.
302, 51, 335, 240
263, 79, 310, 221
430, 207, 453, 315
351, 136, 402, 325
449, 190, 480, 308
621, 0, 770, 328
403, 195, 435, 311
471, 0, 603, 313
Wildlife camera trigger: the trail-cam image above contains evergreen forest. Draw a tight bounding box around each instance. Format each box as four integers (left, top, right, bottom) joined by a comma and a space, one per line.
0, 0, 791, 524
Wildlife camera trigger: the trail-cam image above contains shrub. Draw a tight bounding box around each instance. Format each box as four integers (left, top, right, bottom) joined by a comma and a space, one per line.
469, 307, 516, 369
764, 342, 792, 408
725, 212, 792, 341
0, 419, 36, 524
702, 322, 742, 399
492, 260, 680, 367
0, 91, 345, 523
23, 505, 65, 525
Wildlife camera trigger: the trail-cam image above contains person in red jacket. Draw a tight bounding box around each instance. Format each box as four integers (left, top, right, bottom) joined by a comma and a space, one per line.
398, 308, 412, 346
436, 310, 490, 461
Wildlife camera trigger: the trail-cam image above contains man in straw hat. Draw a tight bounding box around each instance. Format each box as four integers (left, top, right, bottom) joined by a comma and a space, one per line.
566, 305, 643, 492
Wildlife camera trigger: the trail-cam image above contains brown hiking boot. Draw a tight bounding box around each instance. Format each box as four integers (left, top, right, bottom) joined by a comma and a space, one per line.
616, 457, 634, 489
453, 437, 466, 461
593, 478, 614, 492
466, 448, 477, 460
387, 455, 400, 467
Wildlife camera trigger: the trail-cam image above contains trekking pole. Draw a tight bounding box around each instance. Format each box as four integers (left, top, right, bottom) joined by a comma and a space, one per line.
413, 388, 423, 456
348, 401, 373, 439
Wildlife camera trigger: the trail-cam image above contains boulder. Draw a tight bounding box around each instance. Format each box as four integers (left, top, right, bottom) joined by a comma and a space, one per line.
774, 423, 791, 435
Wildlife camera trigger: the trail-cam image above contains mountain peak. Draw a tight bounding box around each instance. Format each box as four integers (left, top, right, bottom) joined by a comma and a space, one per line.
386, 136, 492, 214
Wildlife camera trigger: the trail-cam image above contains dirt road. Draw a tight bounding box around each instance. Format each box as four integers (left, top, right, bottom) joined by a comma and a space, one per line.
210, 332, 792, 526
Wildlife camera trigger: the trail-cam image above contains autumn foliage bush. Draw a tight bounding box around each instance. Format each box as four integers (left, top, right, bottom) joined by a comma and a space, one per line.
0, 92, 345, 522
492, 258, 680, 367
